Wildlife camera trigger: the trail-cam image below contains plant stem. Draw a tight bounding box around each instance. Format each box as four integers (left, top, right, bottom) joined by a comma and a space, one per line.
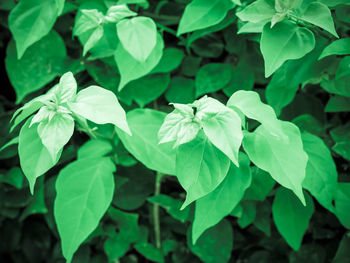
153, 172, 164, 249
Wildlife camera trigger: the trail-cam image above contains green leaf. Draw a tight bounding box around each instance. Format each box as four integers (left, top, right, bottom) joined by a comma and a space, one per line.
68, 85, 131, 135
227, 90, 285, 138
243, 121, 308, 205
272, 188, 314, 250
104, 4, 137, 23
236, 0, 275, 23
18, 118, 61, 194
134, 243, 164, 263
321, 76, 350, 97
302, 133, 337, 212
330, 122, 350, 161
336, 57, 350, 80
195, 63, 232, 97
237, 201, 257, 228
165, 77, 195, 104
151, 48, 185, 74
260, 21, 315, 77
115, 33, 164, 91
73, 9, 104, 37
176, 131, 231, 208
148, 195, 190, 223
177, 0, 234, 36
192, 155, 251, 243
319, 38, 350, 60
83, 25, 104, 56
325, 95, 350, 112
198, 98, 243, 166
244, 167, 275, 201
117, 16, 157, 62
116, 109, 176, 175
188, 219, 233, 262
54, 157, 116, 263
8, 0, 65, 58
334, 183, 350, 228
297, 2, 338, 38
119, 73, 170, 107
36, 113, 75, 160
77, 139, 113, 159
5, 30, 67, 103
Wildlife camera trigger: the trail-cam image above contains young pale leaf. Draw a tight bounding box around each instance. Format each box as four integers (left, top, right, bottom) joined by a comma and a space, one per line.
117, 16, 157, 62
54, 157, 115, 263
227, 90, 285, 138
302, 133, 337, 212
297, 2, 338, 38
116, 109, 176, 175
5, 30, 67, 103
272, 188, 314, 250
243, 121, 308, 205
176, 131, 231, 209
158, 104, 200, 147
177, 0, 234, 36
8, 0, 65, 58
318, 38, 350, 60
68, 86, 131, 135
57, 72, 77, 103
188, 219, 233, 262
37, 113, 75, 160
236, 0, 275, 23
195, 63, 232, 97
192, 155, 251, 243
104, 4, 137, 23
19, 118, 61, 194
73, 9, 104, 36
261, 21, 315, 77
115, 33, 164, 90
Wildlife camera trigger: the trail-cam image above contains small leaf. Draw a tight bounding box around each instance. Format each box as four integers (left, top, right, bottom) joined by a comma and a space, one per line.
57, 72, 77, 103
19, 118, 61, 194
243, 121, 308, 205
69, 86, 131, 135
334, 183, 350, 229
192, 155, 251, 243
104, 4, 137, 23
177, 0, 234, 36
77, 139, 113, 159
318, 38, 350, 60
83, 25, 104, 56
115, 33, 164, 90
272, 188, 314, 250
236, 0, 275, 23
151, 48, 185, 74
176, 131, 231, 208
117, 16, 157, 62
54, 157, 116, 263
260, 20, 315, 77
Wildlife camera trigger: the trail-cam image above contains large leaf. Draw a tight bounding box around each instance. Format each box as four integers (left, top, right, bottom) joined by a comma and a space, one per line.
334, 183, 350, 229
18, 118, 60, 194
260, 20, 315, 77
302, 133, 337, 212
8, 0, 65, 58
68, 86, 131, 135
298, 2, 338, 37
54, 157, 115, 263
188, 219, 233, 262
227, 90, 285, 138
272, 188, 314, 250
117, 16, 157, 62
116, 109, 176, 175
243, 121, 308, 204
192, 155, 251, 243
5, 30, 67, 103
177, 0, 234, 36
176, 131, 231, 208
115, 33, 164, 91
318, 38, 350, 59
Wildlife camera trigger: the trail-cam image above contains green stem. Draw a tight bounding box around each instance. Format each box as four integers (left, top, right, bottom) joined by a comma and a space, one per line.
153, 172, 164, 249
